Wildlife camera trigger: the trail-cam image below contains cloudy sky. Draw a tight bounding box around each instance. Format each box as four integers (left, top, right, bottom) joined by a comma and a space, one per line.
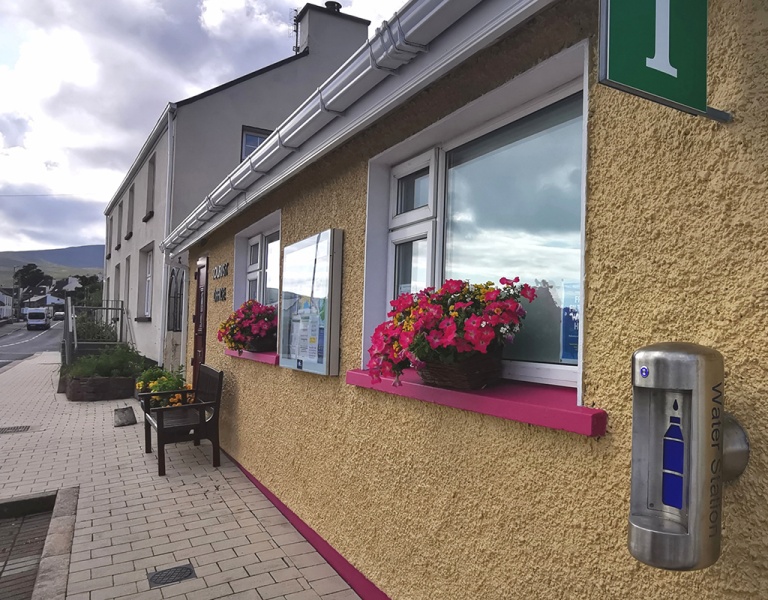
0, 0, 402, 252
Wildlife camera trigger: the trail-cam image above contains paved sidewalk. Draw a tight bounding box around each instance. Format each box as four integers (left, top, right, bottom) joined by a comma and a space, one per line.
0, 353, 360, 600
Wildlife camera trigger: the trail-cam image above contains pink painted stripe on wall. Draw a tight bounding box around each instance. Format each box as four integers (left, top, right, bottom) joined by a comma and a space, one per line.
223, 450, 391, 600
346, 369, 607, 437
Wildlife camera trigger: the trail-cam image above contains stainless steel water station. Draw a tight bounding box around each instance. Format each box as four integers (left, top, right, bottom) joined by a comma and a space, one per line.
629, 342, 749, 570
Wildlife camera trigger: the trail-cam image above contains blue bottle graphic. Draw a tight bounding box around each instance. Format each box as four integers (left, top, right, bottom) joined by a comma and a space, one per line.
662, 399, 684, 509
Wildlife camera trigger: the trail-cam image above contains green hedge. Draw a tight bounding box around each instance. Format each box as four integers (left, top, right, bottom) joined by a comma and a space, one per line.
62, 345, 145, 378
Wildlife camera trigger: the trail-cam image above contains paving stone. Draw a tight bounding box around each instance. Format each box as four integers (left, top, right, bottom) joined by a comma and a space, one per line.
0, 354, 357, 600
310, 576, 352, 596
258, 579, 305, 600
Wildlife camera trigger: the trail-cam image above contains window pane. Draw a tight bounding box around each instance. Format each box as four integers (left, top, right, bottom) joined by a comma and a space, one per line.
444, 93, 583, 364
397, 168, 429, 214
264, 232, 280, 306
248, 276, 260, 301
249, 241, 260, 267
242, 133, 266, 160
394, 238, 427, 297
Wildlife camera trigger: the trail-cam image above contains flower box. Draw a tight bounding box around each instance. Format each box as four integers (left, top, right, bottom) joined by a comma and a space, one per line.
218, 300, 278, 355
417, 348, 502, 390
368, 278, 536, 388
65, 377, 136, 402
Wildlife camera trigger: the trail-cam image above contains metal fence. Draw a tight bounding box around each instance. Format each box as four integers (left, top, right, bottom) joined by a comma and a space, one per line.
62, 296, 125, 365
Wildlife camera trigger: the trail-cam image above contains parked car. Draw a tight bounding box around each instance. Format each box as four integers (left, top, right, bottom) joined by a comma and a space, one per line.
53, 311, 65, 321
27, 310, 51, 330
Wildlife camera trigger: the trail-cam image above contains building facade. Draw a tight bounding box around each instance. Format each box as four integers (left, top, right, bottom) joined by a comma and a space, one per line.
103, 3, 369, 368
162, 0, 768, 598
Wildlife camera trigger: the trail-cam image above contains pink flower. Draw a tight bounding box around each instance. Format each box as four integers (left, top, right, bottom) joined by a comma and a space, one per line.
521, 283, 536, 302
426, 329, 443, 349
366, 276, 535, 384
442, 279, 464, 294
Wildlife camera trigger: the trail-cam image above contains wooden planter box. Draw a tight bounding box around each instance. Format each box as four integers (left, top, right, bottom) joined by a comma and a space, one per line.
65, 377, 136, 402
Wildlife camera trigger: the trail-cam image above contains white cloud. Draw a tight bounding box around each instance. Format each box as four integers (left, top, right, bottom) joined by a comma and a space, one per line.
200, 0, 292, 38
0, 0, 412, 251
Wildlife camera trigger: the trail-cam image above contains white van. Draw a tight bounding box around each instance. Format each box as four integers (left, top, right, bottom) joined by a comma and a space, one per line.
27, 310, 51, 330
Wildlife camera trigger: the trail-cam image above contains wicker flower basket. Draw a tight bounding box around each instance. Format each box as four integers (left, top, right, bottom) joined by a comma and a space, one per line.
244, 334, 277, 353
416, 350, 502, 390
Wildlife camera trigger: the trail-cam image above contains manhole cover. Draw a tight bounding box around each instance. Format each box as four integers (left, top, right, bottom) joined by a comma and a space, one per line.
148, 564, 196, 588
0, 426, 30, 434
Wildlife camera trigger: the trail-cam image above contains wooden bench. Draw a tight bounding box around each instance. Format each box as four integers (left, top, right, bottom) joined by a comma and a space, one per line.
139, 364, 224, 476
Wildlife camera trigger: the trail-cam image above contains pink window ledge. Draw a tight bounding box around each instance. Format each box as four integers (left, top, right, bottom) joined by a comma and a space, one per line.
224, 348, 279, 366
346, 369, 607, 437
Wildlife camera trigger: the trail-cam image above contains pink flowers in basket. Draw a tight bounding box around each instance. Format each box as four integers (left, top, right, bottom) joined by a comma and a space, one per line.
367, 277, 536, 385
217, 300, 277, 353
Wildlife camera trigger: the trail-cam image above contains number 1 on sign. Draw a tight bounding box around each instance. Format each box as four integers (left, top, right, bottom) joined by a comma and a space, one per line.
646, 0, 678, 77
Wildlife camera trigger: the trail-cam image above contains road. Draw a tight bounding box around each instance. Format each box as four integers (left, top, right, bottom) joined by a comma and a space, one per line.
0, 321, 63, 369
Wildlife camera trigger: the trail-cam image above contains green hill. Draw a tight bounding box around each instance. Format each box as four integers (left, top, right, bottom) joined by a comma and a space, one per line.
0, 245, 104, 287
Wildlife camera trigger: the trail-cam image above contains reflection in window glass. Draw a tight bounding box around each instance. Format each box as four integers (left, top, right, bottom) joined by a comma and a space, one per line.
248, 276, 260, 301
444, 93, 583, 364
394, 239, 427, 296
397, 168, 429, 214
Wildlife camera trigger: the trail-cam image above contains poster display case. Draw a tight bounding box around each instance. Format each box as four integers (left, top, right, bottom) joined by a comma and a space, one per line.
279, 229, 343, 376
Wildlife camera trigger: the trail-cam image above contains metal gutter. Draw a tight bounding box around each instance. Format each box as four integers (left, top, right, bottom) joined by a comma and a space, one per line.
162, 0, 553, 256
157, 106, 177, 365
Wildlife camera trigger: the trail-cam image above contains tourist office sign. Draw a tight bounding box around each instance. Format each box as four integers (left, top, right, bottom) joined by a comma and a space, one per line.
599, 0, 728, 121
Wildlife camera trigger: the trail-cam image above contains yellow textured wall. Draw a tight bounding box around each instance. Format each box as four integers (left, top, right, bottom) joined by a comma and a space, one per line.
187, 0, 768, 597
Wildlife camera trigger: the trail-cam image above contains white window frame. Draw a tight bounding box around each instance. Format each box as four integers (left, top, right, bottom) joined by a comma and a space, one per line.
247, 234, 263, 301
126, 185, 134, 238
233, 211, 281, 309
116, 202, 123, 248
124, 256, 131, 314
386, 221, 435, 302
114, 263, 121, 304
388, 149, 438, 230
362, 42, 589, 396
144, 250, 153, 317
146, 154, 156, 216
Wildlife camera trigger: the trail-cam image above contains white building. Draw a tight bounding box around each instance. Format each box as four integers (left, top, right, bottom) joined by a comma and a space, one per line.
0, 289, 12, 320
103, 2, 369, 367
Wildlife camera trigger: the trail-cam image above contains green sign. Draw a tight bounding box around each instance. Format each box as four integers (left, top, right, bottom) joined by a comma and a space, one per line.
600, 0, 708, 114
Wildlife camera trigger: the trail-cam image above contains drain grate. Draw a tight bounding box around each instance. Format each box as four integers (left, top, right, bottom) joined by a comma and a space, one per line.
0, 426, 30, 435
148, 564, 196, 588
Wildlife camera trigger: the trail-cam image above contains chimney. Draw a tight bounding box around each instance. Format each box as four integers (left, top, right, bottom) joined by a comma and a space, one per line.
294, 3, 369, 55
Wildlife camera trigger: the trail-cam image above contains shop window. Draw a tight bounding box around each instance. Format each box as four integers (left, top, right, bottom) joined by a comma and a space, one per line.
364, 44, 587, 389
233, 211, 281, 309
